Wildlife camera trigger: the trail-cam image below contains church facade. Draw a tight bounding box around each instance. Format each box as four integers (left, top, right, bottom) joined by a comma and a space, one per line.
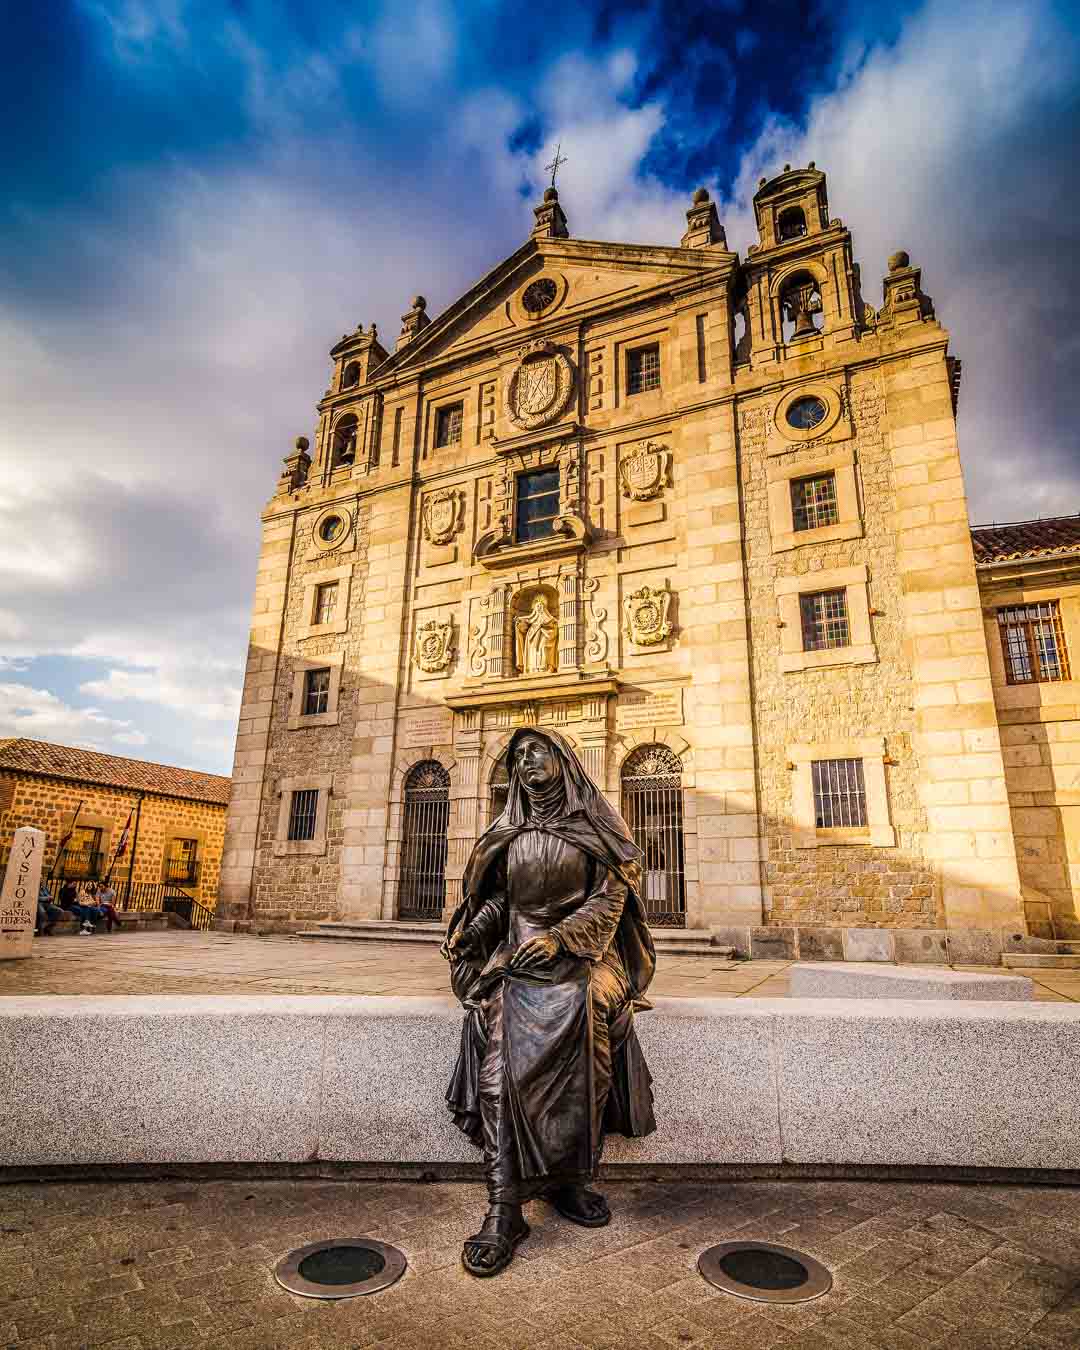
217, 165, 1080, 951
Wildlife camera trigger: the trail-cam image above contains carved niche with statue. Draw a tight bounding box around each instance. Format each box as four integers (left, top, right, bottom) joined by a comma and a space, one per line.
512, 589, 559, 675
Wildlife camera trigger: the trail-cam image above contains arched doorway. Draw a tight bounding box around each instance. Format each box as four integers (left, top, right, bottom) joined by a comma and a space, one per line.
620, 744, 686, 927
398, 760, 450, 919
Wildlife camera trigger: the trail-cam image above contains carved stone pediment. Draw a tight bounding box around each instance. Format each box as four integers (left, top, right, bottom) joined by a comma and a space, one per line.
623, 585, 674, 647
421, 488, 464, 545
504, 340, 575, 431
619, 442, 671, 501
414, 616, 455, 674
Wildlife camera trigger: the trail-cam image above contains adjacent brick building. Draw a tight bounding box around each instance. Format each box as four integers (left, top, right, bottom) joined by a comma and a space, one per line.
0, 739, 229, 912
218, 165, 1078, 950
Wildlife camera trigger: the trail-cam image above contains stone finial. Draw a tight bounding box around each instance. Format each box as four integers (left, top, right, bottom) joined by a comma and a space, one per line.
277, 435, 312, 495
681, 186, 726, 250
532, 186, 569, 240
397, 294, 431, 350
888, 249, 911, 273
880, 251, 934, 327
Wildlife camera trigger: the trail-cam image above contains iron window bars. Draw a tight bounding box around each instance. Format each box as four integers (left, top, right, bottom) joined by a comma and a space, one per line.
812, 758, 868, 829
627, 344, 661, 395
997, 601, 1071, 684
288, 789, 319, 842
435, 403, 463, 448
398, 761, 451, 919
620, 744, 686, 927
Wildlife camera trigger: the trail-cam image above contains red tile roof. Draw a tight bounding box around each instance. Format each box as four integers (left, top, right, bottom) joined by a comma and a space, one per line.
0, 738, 230, 805
971, 514, 1080, 565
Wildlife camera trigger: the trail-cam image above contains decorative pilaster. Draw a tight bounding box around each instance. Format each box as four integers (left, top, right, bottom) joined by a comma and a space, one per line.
486, 585, 509, 679
558, 571, 579, 671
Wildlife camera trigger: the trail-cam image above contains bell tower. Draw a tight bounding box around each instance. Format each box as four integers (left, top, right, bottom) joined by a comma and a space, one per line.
735, 163, 865, 368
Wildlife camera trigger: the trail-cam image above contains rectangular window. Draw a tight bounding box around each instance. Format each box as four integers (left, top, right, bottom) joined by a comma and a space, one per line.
166, 837, 199, 883
314, 582, 338, 626
791, 473, 839, 532
627, 344, 661, 394
435, 402, 463, 448
67, 825, 103, 878
515, 468, 561, 543
998, 602, 1072, 684
287, 789, 319, 842
800, 588, 850, 650
302, 668, 331, 716
812, 759, 868, 829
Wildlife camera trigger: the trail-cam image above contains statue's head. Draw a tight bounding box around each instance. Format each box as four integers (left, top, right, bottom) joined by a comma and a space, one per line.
512, 730, 561, 792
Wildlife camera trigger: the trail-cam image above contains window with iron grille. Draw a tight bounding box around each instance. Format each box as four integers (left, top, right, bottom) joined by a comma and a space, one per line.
288, 789, 319, 841
800, 588, 850, 650
303, 668, 331, 716
399, 761, 451, 919
515, 468, 561, 543
620, 744, 686, 927
490, 755, 509, 824
997, 601, 1072, 684
812, 758, 867, 829
791, 473, 839, 532
435, 402, 463, 448
314, 582, 338, 626
166, 837, 199, 883
627, 344, 661, 395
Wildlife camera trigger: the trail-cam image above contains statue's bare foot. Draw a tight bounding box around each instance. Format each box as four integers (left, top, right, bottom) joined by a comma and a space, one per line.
462, 1203, 530, 1277
549, 1184, 611, 1228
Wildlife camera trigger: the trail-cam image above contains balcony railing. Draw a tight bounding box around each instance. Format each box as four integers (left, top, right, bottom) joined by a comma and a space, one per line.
164, 857, 201, 887
57, 850, 106, 881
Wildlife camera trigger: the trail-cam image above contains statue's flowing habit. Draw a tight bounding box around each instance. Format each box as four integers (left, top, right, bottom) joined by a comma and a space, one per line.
443, 726, 656, 1276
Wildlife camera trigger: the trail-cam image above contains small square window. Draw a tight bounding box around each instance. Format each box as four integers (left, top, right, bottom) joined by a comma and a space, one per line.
791, 473, 839, 532
287, 788, 319, 841
314, 582, 338, 626
435, 403, 463, 448
997, 601, 1071, 684
800, 589, 850, 651
515, 468, 561, 543
627, 345, 661, 395
303, 668, 331, 717
812, 758, 867, 828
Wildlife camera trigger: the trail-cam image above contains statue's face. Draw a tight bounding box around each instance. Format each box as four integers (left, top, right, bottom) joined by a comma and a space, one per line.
514, 734, 560, 790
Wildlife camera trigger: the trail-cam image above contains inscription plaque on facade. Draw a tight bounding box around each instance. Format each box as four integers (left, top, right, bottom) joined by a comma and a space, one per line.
400, 712, 453, 747
615, 689, 683, 730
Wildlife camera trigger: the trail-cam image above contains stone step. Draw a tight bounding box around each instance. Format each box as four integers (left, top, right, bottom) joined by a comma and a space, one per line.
295, 920, 732, 958
1002, 953, 1080, 970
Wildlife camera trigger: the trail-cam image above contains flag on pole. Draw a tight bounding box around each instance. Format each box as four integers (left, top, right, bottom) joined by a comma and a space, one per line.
48, 799, 83, 879
106, 807, 135, 882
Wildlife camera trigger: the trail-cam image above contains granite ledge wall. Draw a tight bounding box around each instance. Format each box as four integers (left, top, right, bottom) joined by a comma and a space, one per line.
1, 995, 1078, 1174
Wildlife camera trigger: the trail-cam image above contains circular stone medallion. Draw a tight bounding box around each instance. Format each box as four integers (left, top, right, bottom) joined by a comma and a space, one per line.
504, 344, 574, 430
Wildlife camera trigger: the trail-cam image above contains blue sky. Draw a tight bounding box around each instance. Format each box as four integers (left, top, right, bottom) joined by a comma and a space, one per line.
2, 0, 1079, 774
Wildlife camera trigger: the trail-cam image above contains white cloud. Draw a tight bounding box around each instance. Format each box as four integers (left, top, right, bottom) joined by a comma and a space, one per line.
79, 667, 240, 723
0, 683, 146, 749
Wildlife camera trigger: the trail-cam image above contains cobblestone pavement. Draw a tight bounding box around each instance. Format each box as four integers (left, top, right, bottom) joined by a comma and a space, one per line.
1, 932, 1077, 1001
1, 1177, 1079, 1349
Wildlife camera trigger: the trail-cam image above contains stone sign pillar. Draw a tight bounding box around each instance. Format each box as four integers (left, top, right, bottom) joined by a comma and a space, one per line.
0, 827, 45, 961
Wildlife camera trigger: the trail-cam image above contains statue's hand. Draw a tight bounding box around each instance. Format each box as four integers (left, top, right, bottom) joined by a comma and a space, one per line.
510, 933, 561, 970
445, 925, 481, 963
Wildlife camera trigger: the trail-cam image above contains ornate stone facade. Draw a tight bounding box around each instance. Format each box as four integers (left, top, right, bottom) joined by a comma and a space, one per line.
219, 169, 1072, 944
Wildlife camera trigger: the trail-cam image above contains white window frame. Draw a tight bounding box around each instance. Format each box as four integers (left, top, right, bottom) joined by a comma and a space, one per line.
775, 564, 877, 673
788, 737, 895, 849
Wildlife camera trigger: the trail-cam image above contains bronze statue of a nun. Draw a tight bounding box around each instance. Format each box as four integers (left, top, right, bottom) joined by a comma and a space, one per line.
443, 727, 657, 1276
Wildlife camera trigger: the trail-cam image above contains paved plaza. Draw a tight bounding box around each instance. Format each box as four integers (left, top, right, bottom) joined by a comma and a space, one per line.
1, 1176, 1079, 1349
2, 931, 1078, 1000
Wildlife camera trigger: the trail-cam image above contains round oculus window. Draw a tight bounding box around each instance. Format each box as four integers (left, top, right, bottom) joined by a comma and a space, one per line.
522, 278, 558, 314
786, 395, 828, 431
319, 515, 344, 543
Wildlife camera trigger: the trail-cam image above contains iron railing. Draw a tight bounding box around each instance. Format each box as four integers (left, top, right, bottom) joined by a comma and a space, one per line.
621, 745, 686, 927
398, 761, 450, 919
54, 849, 106, 881
40, 877, 215, 930
164, 857, 201, 886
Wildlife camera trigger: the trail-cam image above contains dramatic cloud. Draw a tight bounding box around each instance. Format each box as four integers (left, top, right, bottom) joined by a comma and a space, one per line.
2, 0, 1077, 773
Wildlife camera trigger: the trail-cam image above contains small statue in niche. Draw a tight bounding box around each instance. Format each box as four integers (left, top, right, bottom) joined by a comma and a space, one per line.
514, 593, 558, 675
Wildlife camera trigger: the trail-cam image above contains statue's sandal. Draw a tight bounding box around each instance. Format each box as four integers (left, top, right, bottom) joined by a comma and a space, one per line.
548, 1185, 611, 1228
461, 1212, 531, 1278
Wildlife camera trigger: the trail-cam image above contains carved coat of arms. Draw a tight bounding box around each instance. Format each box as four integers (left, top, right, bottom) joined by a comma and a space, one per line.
619, 442, 671, 501
421, 488, 463, 546
623, 585, 673, 647
504, 339, 574, 431
414, 616, 455, 674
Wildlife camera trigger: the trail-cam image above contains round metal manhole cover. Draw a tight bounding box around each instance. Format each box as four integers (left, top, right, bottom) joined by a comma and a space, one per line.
698, 1241, 832, 1304
274, 1239, 406, 1300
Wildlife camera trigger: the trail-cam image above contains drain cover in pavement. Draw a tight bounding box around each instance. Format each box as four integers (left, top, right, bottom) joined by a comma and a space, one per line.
698, 1241, 832, 1304
274, 1239, 406, 1300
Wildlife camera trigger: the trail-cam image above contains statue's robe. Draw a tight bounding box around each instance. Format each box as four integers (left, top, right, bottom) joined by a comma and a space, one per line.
445, 728, 656, 1204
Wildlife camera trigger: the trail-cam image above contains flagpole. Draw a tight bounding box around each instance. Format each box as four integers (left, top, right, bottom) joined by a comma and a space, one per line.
47, 799, 83, 881
124, 793, 145, 908
105, 806, 135, 884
